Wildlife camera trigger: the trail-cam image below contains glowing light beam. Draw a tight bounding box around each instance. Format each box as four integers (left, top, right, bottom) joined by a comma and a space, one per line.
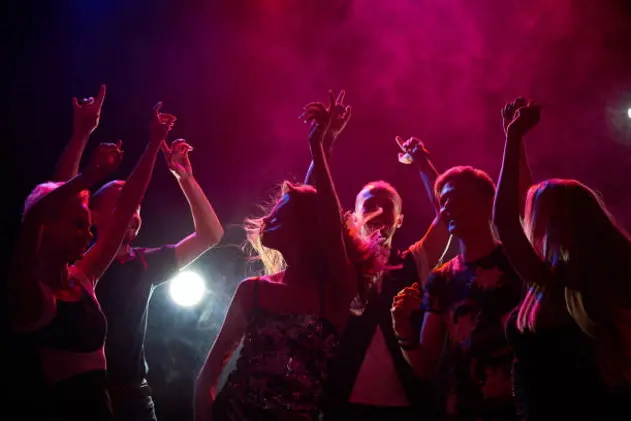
169, 270, 207, 307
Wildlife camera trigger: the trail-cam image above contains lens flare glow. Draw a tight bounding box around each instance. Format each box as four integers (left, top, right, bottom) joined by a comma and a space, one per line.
169, 270, 206, 307
627, 108, 631, 119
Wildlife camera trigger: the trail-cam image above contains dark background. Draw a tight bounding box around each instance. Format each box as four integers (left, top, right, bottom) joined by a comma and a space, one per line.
3, 1, 631, 419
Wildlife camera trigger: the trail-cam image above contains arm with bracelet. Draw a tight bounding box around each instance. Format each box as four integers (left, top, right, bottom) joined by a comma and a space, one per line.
391, 274, 447, 380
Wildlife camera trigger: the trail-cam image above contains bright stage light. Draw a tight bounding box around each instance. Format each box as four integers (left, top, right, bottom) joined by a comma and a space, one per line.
627, 108, 631, 119
169, 270, 206, 307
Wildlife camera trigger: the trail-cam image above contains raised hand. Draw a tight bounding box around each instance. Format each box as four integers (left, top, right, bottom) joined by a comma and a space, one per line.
161, 138, 193, 180
501, 97, 527, 135
391, 283, 423, 337
72, 84, 107, 136
84, 141, 123, 183
300, 90, 350, 147
395, 136, 430, 165
150, 102, 176, 142
505, 99, 541, 138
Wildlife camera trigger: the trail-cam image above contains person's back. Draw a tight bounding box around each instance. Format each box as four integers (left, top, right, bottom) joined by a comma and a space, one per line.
505, 308, 618, 420
214, 278, 339, 420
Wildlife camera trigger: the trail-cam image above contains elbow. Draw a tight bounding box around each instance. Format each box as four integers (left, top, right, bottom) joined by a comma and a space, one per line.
199, 225, 224, 249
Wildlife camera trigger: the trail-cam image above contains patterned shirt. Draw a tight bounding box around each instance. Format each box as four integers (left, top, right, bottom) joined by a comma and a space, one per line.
423, 246, 522, 420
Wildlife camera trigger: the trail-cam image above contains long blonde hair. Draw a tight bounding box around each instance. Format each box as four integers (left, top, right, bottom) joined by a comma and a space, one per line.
518, 178, 631, 383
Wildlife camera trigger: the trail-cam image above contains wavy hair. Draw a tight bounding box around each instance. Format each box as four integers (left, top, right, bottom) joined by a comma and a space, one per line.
244, 181, 388, 305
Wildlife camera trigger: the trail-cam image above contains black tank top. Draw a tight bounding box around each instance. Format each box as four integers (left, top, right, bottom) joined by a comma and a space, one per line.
31, 279, 107, 353
505, 308, 623, 420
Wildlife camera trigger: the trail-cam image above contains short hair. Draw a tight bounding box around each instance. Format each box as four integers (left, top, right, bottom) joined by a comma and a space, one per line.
23, 181, 89, 221
90, 180, 125, 211
355, 180, 403, 213
434, 166, 496, 200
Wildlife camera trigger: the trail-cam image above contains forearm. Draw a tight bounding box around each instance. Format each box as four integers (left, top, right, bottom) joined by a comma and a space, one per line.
179, 176, 224, 245
310, 140, 344, 233
304, 133, 335, 186
518, 140, 533, 218
99, 137, 163, 263
415, 157, 441, 214
112, 138, 162, 222
494, 135, 523, 229
394, 320, 434, 380
53, 131, 90, 181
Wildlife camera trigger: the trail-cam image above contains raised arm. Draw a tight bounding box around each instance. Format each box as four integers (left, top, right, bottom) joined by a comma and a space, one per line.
493, 99, 549, 286
501, 97, 534, 218
53, 85, 106, 181
303, 91, 356, 302
195, 278, 255, 421
161, 139, 224, 270
76, 103, 175, 283
397, 136, 449, 270
303, 90, 351, 186
11, 145, 121, 327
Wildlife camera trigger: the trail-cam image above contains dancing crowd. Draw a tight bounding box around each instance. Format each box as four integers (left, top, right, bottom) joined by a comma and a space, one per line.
9, 86, 631, 421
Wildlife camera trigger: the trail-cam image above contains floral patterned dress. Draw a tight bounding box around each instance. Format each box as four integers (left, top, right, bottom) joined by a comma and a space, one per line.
212, 281, 339, 421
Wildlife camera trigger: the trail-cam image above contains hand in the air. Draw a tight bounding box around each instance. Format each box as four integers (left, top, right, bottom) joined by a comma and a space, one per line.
162, 139, 193, 180
84, 141, 123, 183
395, 136, 430, 165
150, 102, 176, 142
72, 84, 107, 136
391, 283, 423, 335
503, 97, 540, 138
300, 90, 349, 147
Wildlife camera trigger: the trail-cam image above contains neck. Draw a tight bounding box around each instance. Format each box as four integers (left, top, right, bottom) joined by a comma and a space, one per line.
458, 226, 499, 262
36, 255, 69, 289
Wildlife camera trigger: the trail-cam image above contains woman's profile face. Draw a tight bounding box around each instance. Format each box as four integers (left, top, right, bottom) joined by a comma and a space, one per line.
43, 199, 94, 262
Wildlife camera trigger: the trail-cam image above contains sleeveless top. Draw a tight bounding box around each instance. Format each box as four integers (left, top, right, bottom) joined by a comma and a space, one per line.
505, 308, 629, 420
213, 279, 340, 421
24, 268, 107, 383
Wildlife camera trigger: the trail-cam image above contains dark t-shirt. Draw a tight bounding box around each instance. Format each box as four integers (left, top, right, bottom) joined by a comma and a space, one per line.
325, 247, 429, 412
96, 246, 177, 384
423, 246, 522, 420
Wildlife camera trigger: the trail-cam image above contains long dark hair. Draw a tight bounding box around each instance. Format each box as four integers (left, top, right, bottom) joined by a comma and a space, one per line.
243, 181, 387, 304
519, 178, 631, 384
